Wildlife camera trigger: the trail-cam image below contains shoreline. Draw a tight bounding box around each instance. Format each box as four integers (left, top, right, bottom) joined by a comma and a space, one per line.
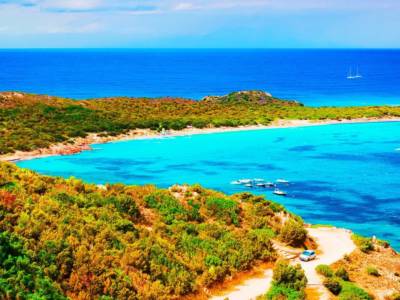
2, 117, 400, 162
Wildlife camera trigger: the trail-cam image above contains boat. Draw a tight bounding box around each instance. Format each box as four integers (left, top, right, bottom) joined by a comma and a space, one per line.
257, 181, 276, 188
276, 179, 290, 184
238, 179, 252, 184
273, 189, 287, 196
354, 67, 362, 79
347, 67, 362, 79
230, 180, 242, 185
253, 178, 265, 182
245, 183, 254, 188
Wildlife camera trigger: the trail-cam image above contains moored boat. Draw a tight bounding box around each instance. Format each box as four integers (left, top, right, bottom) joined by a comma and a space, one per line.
230, 180, 242, 185
276, 179, 290, 184
239, 179, 252, 184
253, 178, 264, 182
273, 189, 287, 196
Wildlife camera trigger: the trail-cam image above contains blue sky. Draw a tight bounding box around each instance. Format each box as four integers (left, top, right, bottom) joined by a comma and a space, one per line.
0, 0, 399, 48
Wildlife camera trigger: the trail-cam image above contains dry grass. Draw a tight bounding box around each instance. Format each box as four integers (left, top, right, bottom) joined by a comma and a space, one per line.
305, 287, 332, 300
331, 247, 400, 298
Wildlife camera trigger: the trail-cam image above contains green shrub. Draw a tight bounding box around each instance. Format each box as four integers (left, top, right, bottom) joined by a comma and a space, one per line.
145, 192, 190, 223
279, 219, 307, 247
0, 231, 66, 300
266, 256, 307, 299
205, 197, 240, 226
266, 285, 305, 300
339, 281, 372, 300
335, 267, 350, 281
352, 234, 374, 253
390, 293, 400, 300
366, 266, 380, 277
316, 264, 333, 278
323, 278, 342, 295
272, 260, 307, 291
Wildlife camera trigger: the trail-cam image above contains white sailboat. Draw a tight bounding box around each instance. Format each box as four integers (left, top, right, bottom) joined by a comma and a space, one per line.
347, 67, 362, 79
354, 67, 362, 79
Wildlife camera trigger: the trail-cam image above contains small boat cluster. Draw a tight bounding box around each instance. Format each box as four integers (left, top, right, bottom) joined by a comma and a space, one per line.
230, 178, 290, 196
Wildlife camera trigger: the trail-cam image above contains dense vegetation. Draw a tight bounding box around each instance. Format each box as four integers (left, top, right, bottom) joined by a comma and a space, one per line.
0, 231, 66, 299
265, 260, 307, 300
1, 90, 400, 154
0, 162, 306, 299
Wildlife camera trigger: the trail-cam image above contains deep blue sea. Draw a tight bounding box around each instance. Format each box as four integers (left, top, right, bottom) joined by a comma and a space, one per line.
18, 122, 400, 248
0, 49, 400, 106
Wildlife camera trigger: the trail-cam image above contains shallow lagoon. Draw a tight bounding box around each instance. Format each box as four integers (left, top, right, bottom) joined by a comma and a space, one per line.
18, 122, 400, 248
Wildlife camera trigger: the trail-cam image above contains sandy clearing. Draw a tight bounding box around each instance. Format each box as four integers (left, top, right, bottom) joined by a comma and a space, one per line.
210, 227, 356, 300
297, 227, 357, 299
210, 269, 273, 300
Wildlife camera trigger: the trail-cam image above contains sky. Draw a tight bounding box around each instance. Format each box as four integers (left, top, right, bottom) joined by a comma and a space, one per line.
0, 0, 399, 48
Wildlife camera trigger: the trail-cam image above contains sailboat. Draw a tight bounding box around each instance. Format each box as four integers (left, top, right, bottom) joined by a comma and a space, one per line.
347, 67, 362, 79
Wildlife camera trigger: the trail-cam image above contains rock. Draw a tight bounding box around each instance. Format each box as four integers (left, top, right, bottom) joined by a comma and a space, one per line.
201, 90, 301, 106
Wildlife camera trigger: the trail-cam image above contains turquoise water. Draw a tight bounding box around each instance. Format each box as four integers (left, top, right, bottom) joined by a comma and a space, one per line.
18, 122, 400, 248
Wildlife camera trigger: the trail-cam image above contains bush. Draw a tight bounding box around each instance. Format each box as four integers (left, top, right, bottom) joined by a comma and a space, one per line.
366, 266, 380, 277
316, 264, 333, 278
339, 281, 372, 300
0, 231, 66, 300
205, 197, 240, 226
352, 234, 374, 253
272, 260, 307, 291
266, 260, 307, 300
279, 219, 307, 247
323, 278, 342, 295
390, 293, 400, 300
266, 285, 305, 300
335, 267, 349, 281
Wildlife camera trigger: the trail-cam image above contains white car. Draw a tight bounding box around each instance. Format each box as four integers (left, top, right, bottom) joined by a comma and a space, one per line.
299, 250, 316, 261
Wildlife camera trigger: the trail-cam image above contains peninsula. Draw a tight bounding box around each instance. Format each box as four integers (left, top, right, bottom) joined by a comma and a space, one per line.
1, 90, 400, 161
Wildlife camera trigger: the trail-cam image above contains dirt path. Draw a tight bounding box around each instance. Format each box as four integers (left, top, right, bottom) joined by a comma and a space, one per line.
297, 227, 357, 299
210, 269, 273, 300
210, 227, 356, 300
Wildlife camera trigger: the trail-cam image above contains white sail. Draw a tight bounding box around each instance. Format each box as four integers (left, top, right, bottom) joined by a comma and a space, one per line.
347, 66, 362, 79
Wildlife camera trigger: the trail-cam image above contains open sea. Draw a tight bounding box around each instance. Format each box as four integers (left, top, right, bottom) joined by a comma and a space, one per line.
0, 49, 399, 106
2, 49, 400, 247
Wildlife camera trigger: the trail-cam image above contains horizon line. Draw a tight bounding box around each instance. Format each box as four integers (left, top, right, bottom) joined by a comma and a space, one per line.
1, 47, 400, 50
